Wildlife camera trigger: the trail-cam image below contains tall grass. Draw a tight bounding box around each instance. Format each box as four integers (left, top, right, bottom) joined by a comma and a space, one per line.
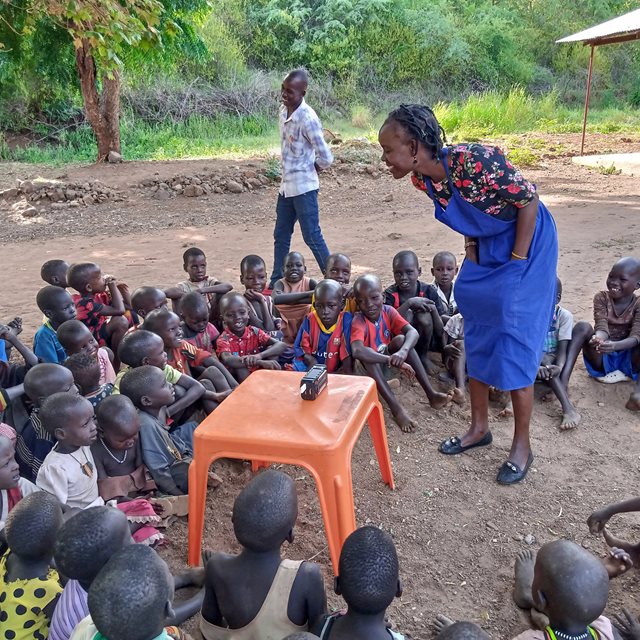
5, 88, 640, 165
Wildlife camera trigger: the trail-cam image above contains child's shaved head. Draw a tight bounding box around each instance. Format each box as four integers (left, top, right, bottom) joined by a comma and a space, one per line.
614, 256, 640, 277
240, 254, 266, 274
120, 365, 161, 409
183, 247, 206, 265
67, 262, 100, 293
233, 470, 297, 552
36, 285, 74, 314
353, 274, 382, 296
433, 251, 457, 267
5, 492, 63, 560
41, 259, 69, 287
392, 250, 419, 267
118, 330, 163, 368
88, 545, 173, 640
54, 506, 131, 585
24, 363, 77, 405
180, 291, 208, 316
131, 286, 167, 318
533, 539, 609, 628
337, 526, 400, 615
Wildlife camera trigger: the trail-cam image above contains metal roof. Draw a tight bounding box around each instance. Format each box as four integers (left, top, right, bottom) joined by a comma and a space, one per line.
557, 7, 640, 45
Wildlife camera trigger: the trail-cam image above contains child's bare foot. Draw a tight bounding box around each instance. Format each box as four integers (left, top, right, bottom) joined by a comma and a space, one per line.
421, 355, 438, 375
530, 608, 550, 630
513, 549, 536, 609
451, 387, 466, 406
429, 391, 452, 409
258, 360, 282, 371
489, 386, 509, 404
626, 392, 640, 412
498, 402, 514, 418
433, 614, 454, 635
392, 406, 418, 433
559, 407, 581, 430
603, 528, 640, 569
211, 389, 233, 403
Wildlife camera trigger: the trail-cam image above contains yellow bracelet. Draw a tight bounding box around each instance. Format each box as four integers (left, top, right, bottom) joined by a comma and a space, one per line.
511, 251, 527, 260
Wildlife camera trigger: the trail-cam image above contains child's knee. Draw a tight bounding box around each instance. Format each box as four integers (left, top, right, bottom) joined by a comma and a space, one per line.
387, 335, 406, 354
573, 321, 594, 340
108, 315, 128, 334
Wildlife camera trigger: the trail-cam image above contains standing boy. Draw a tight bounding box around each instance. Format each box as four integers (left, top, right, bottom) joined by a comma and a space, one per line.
269, 69, 334, 288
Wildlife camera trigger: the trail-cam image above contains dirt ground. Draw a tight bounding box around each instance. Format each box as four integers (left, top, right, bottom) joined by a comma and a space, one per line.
1, 132, 640, 639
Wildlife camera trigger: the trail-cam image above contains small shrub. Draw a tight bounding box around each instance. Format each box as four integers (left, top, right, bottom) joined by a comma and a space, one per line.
596, 163, 621, 175
350, 105, 372, 129
507, 147, 541, 168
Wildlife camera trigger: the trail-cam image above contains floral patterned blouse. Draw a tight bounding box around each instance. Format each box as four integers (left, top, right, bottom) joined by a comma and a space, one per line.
412, 144, 536, 221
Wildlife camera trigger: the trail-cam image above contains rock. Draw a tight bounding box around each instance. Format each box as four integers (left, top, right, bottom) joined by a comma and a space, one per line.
107, 150, 122, 164
226, 180, 244, 194
68, 200, 80, 208
365, 164, 377, 175
387, 232, 402, 240
140, 178, 155, 187
65, 189, 76, 200
524, 534, 536, 545
20, 181, 34, 194
21, 206, 38, 218
82, 194, 94, 206
336, 178, 343, 186
247, 178, 262, 189
193, 177, 202, 185
158, 182, 169, 191
370, 171, 380, 179
153, 189, 171, 201
0, 187, 19, 200
243, 170, 258, 179
383, 193, 394, 203
51, 202, 66, 210
183, 184, 204, 197
207, 472, 223, 488
172, 184, 183, 192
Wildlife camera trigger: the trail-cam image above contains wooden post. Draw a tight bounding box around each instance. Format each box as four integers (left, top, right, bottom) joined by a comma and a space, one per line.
581, 44, 595, 156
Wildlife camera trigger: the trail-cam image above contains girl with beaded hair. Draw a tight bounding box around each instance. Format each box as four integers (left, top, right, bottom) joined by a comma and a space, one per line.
378, 104, 558, 484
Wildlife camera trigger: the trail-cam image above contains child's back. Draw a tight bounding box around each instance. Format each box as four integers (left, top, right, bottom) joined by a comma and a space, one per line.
200, 470, 325, 639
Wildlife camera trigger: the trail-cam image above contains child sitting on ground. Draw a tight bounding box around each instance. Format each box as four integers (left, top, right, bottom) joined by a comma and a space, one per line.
57, 319, 116, 385
63, 353, 113, 410
116, 330, 206, 426
201, 469, 326, 638
442, 312, 466, 406
312, 525, 405, 639
67, 262, 129, 364
431, 251, 458, 317
33, 286, 77, 364
15, 363, 79, 482
120, 366, 193, 496
0, 492, 63, 639
216, 293, 287, 382
512, 539, 616, 639
0, 322, 38, 392
292, 279, 352, 373
91, 395, 156, 502
41, 259, 70, 288
55, 509, 204, 640
143, 308, 235, 409
351, 274, 451, 433
272, 251, 317, 346
325, 252, 357, 312
384, 250, 446, 373
0, 429, 39, 532
71, 545, 197, 640
131, 286, 169, 325
165, 247, 233, 323
561, 257, 640, 412
180, 291, 220, 353
241, 254, 283, 337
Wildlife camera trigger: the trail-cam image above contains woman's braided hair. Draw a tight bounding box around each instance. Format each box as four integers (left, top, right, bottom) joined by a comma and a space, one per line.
384, 104, 447, 161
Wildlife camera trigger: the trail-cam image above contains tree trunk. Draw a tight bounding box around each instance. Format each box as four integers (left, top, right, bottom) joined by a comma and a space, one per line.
74, 38, 121, 162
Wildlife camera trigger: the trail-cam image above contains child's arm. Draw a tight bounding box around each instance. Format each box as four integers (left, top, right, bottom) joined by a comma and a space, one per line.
201, 558, 224, 625
164, 286, 184, 301
350, 339, 413, 376
192, 282, 233, 296
300, 561, 328, 629
388, 324, 419, 366
97, 278, 126, 316
167, 375, 205, 417
243, 337, 287, 368
597, 336, 640, 353
271, 279, 316, 305
245, 291, 276, 331
140, 435, 185, 496
588, 497, 640, 533
0, 325, 38, 367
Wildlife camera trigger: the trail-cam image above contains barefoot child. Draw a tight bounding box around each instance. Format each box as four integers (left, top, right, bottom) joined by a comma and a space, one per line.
15, 363, 79, 482
443, 313, 466, 406
512, 540, 616, 639
165, 247, 233, 322
350, 274, 450, 432
180, 291, 220, 352
200, 469, 326, 637
312, 526, 405, 639
71, 544, 199, 640
561, 257, 640, 412
241, 254, 283, 337
91, 395, 156, 502
67, 262, 129, 364
33, 286, 77, 364
325, 253, 357, 313
143, 308, 235, 409
431, 251, 458, 316
216, 293, 287, 382
41, 259, 70, 288
57, 319, 116, 385
384, 250, 445, 372
0, 492, 63, 639
292, 279, 352, 373
63, 353, 113, 410
120, 366, 193, 496
273, 251, 317, 346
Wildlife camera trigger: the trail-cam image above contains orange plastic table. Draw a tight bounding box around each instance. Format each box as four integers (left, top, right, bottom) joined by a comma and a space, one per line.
188, 370, 394, 571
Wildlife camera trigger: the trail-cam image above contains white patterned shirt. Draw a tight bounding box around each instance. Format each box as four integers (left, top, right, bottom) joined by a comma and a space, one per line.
279, 99, 333, 197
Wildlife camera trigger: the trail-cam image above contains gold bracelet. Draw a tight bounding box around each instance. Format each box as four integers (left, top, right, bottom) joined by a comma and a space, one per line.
511, 251, 527, 260
464, 241, 477, 249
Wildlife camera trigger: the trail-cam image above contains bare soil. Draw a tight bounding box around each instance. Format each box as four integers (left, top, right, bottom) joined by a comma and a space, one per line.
1, 132, 640, 639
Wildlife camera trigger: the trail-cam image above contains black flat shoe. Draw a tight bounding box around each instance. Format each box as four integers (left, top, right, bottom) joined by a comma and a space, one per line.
439, 431, 493, 455
496, 453, 534, 485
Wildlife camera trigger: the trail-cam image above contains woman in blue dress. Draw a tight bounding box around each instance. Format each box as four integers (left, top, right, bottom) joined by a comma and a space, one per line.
378, 105, 558, 484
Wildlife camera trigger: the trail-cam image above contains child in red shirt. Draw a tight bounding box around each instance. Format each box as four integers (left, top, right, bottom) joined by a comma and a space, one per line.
350, 274, 451, 433
216, 293, 287, 382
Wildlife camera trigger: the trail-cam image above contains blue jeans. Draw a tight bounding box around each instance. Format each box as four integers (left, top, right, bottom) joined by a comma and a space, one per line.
270, 190, 330, 287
